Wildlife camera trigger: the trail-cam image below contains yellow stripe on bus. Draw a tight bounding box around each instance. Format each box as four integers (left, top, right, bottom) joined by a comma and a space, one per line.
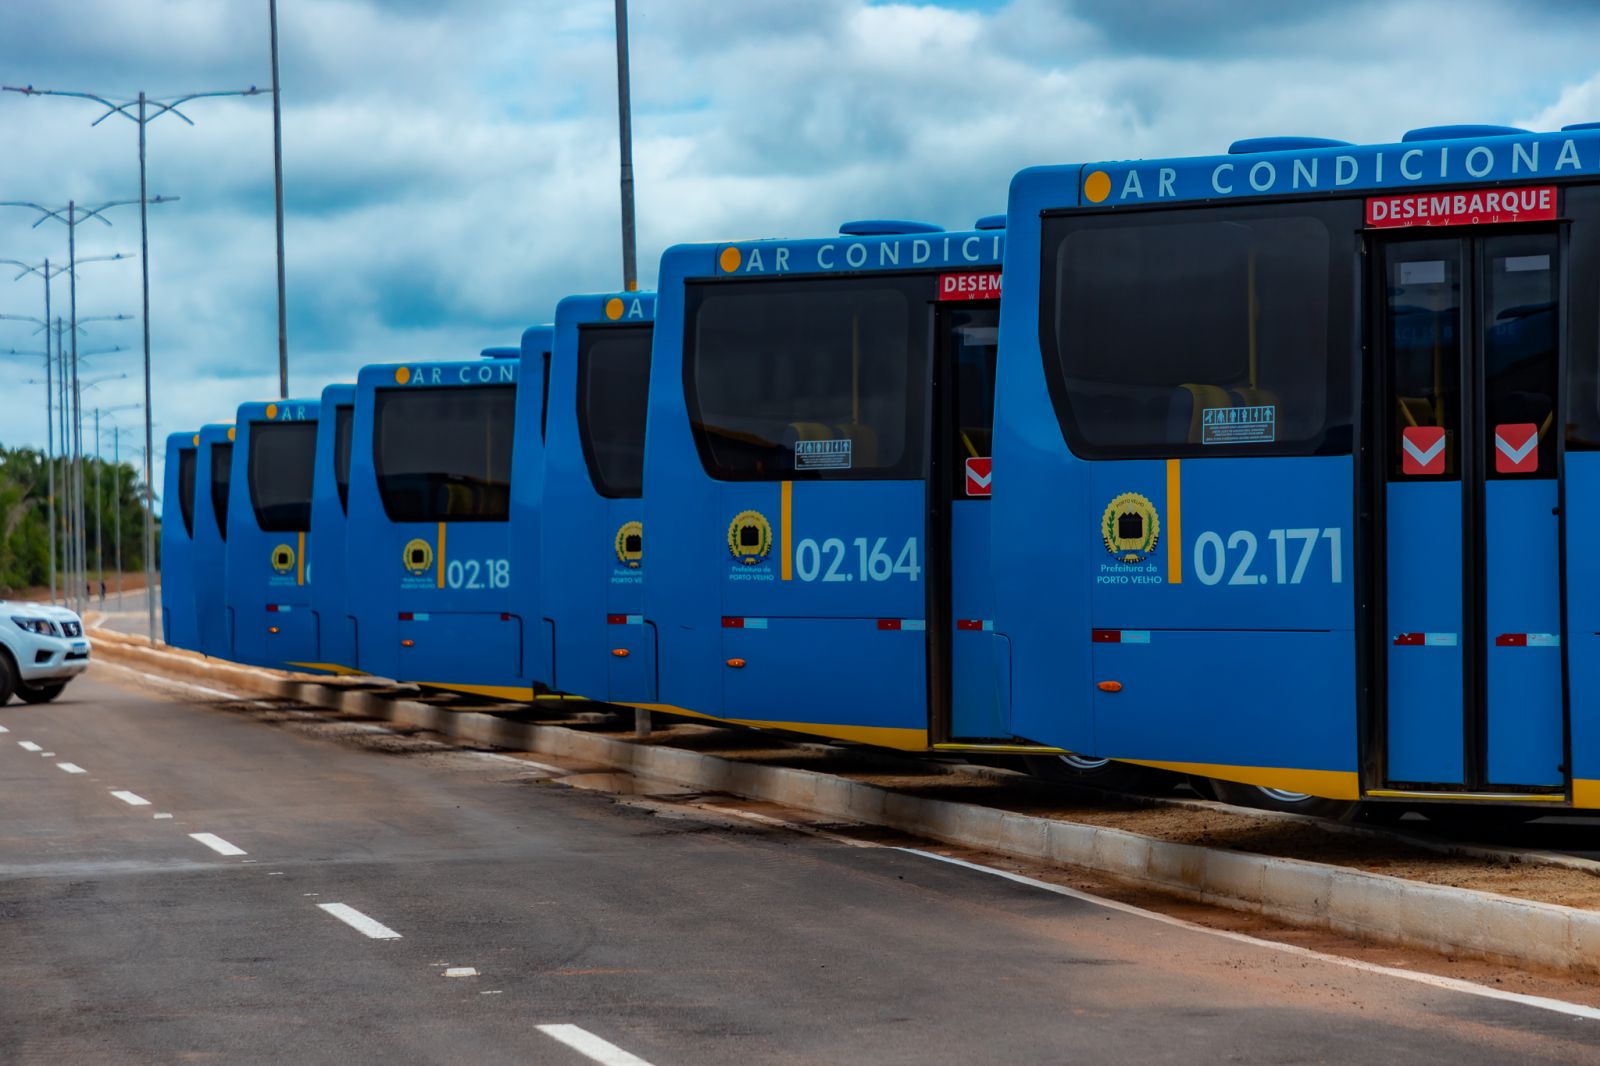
436, 521, 446, 589
297, 531, 306, 586
1124, 757, 1360, 800
780, 480, 793, 581
1165, 458, 1181, 583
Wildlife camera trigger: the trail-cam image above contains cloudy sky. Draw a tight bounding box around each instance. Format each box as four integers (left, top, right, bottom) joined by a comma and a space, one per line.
3, 0, 1600, 492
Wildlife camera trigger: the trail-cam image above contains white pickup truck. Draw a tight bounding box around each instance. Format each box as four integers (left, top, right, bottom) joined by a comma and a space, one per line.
0, 601, 90, 704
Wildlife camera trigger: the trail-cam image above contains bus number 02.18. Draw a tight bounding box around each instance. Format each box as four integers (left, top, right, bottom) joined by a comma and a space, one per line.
793, 537, 920, 583
1192, 528, 1342, 586
445, 558, 510, 590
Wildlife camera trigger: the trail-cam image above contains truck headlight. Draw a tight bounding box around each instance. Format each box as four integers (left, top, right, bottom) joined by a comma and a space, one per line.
11, 617, 55, 636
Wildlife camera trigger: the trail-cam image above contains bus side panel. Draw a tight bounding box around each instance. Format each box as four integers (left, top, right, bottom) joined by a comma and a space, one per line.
1565, 454, 1600, 801
645, 247, 733, 722
1385, 482, 1465, 783
716, 479, 926, 737
159, 444, 200, 651
1483, 478, 1563, 786
398, 610, 521, 682
950, 499, 1008, 738
193, 440, 232, 661
1092, 631, 1354, 771
605, 500, 652, 702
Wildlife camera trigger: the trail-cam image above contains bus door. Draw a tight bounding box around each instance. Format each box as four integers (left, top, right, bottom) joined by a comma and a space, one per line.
931, 300, 1009, 740
1378, 231, 1565, 792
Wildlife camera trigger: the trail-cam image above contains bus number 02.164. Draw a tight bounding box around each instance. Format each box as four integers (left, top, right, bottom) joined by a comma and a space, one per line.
1192, 528, 1342, 586
793, 537, 920, 583
445, 558, 510, 590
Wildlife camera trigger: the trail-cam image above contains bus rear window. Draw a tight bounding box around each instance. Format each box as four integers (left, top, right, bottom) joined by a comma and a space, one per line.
210, 442, 233, 541
373, 385, 516, 522
177, 448, 197, 538
333, 405, 354, 514
685, 276, 930, 480
1040, 201, 1358, 458
578, 325, 652, 498
248, 421, 317, 532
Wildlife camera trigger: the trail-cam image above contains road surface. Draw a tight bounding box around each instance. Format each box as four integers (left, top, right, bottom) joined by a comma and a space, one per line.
2, 668, 1597, 1064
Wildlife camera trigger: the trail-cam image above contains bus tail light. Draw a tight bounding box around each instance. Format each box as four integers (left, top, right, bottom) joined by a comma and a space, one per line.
401, 638, 415, 648
612, 648, 630, 657
726, 658, 746, 669
268, 626, 280, 635
1097, 681, 1123, 693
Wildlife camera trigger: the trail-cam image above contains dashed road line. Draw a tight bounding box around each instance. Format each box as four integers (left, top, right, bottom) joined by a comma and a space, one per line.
39, 751, 55, 757
0, 724, 8, 732
153, 813, 173, 820
17, 741, 41, 752
189, 832, 247, 857
536, 1024, 657, 1066
443, 967, 478, 978
55, 763, 85, 774
317, 902, 402, 940
110, 790, 151, 807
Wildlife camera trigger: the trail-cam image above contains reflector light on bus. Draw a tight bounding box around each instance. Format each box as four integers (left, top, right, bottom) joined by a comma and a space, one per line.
609, 614, 644, 625
1091, 629, 1150, 643
401, 638, 415, 647
397, 612, 430, 622
1097, 681, 1123, 693
726, 658, 746, 669
612, 648, 630, 657
956, 619, 995, 631
1495, 633, 1561, 647
1393, 632, 1458, 646
721, 617, 767, 629
268, 626, 280, 635
877, 619, 925, 631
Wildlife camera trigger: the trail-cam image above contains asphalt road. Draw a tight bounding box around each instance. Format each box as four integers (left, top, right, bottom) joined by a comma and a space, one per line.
3, 671, 1599, 1065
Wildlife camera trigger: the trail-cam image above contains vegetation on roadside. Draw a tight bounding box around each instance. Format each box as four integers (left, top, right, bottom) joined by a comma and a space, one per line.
0, 444, 155, 595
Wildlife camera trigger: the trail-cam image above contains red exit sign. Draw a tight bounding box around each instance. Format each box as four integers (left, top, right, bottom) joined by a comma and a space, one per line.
1367, 185, 1556, 228
938, 271, 1002, 301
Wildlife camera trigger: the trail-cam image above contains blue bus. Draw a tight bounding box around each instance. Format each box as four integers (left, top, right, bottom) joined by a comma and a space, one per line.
345, 356, 528, 697
159, 430, 200, 650
223, 399, 321, 671
306, 384, 359, 674
645, 219, 1019, 750
994, 123, 1600, 813
192, 423, 235, 659
510, 325, 554, 687
542, 292, 654, 702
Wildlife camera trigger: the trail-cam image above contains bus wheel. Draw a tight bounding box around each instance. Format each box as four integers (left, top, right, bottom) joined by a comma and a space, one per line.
1025, 754, 1156, 792
1209, 779, 1355, 820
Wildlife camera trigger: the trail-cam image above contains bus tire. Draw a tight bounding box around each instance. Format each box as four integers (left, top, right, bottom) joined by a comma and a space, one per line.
16, 682, 66, 705
1209, 778, 1355, 819
1025, 754, 1156, 792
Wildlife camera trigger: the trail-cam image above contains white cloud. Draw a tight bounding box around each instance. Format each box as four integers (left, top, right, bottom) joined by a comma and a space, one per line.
0, 0, 1598, 496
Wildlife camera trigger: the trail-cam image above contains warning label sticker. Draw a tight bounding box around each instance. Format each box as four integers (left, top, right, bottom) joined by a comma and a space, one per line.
1201, 406, 1276, 445
794, 439, 852, 470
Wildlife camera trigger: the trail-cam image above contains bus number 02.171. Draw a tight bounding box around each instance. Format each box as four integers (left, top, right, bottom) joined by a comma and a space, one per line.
445, 558, 510, 590
793, 537, 920, 582
1192, 528, 1342, 586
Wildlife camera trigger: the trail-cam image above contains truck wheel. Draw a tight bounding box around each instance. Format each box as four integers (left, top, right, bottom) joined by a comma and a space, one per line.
0, 654, 15, 706
16, 682, 66, 704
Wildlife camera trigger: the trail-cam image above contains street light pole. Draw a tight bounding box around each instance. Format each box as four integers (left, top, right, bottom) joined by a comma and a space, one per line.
613, 0, 638, 292
7, 82, 255, 636
269, 0, 290, 399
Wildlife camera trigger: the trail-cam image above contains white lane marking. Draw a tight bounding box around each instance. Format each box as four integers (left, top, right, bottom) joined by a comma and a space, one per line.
443, 967, 478, 978
189, 832, 247, 857
39, 752, 55, 757
0, 724, 8, 732
111, 790, 150, 807
56, 763, 85, 774
317, 902, 402, 940
697, 803, 877, 848
536, 1025, 657, 1066
472, 750, 570, 775
91, 659, 247, 701
153, 813, 173, 819
17, 741, 41, 752
903, 849, 1600, 1023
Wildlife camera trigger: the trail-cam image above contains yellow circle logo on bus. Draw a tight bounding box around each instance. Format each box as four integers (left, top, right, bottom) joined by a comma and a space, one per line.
1084, 169, 1112, 204
719, 246, 742, 273
227, 427, 236, 442
402, 537, 433, 576
271, 543, 295, 574
395, 366, 412, 385
192, 433, 200, 446
727, 510, 772, 566
604, 297, 625, 320
614, 520, 644, 569
266, 403, 279, 420
1101, 492, 1160, 564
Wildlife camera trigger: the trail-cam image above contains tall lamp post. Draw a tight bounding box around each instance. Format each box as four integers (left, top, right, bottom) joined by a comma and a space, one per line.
613, 0, 638, 292
0, 253, 131, 602
0, 199, 169, 620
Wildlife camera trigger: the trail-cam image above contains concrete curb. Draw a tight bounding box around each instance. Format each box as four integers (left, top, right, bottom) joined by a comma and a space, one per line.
89, 635, 1600, 976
